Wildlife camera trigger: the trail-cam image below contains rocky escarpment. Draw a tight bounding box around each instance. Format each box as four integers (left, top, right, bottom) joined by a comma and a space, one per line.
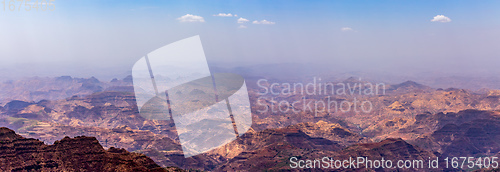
412, 110, 500, 157
217, 137, 439, 171
0, 127, 166, 172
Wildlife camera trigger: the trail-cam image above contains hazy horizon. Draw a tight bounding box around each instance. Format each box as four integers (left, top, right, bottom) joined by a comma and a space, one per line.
1, 0, 499, 88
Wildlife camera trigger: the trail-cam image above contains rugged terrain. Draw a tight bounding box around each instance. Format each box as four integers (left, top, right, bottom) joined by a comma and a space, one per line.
1, 75, 500, 171
0, 127, 167, 172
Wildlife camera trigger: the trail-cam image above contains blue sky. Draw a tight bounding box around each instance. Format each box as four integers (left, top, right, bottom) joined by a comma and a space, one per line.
0, 0, 499, 79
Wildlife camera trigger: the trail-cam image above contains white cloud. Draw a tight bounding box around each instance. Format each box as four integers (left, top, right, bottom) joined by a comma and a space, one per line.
213, 13, 233, 17
177, 14, 205, 23
252, 20, 275, 25
237, 17, 249, 23
341, 27, 353, 32
238, 25, 247, 29
431, 15, 451, 23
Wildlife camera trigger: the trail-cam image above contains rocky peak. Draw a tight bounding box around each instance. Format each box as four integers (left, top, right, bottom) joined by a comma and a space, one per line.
0, 127, 23, 141
392, 80, 430, 90
0, 127, 166, 172
123, 75, 133, 83
4, 100, 34, 113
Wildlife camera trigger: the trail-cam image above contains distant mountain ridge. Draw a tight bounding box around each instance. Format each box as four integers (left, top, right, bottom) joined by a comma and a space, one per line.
0, 75, 134, 106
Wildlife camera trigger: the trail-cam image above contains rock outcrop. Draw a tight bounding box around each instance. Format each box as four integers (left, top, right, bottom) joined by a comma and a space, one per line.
0, 127, 166, 172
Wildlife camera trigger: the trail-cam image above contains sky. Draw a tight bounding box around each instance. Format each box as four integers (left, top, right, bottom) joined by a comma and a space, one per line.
0, 0, 499, 79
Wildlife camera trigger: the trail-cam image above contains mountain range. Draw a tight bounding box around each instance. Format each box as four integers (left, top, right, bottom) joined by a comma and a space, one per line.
1, 75, 500, 171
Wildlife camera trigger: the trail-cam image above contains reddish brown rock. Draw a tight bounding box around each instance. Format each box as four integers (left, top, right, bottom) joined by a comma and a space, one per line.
0, 127, 166, 172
